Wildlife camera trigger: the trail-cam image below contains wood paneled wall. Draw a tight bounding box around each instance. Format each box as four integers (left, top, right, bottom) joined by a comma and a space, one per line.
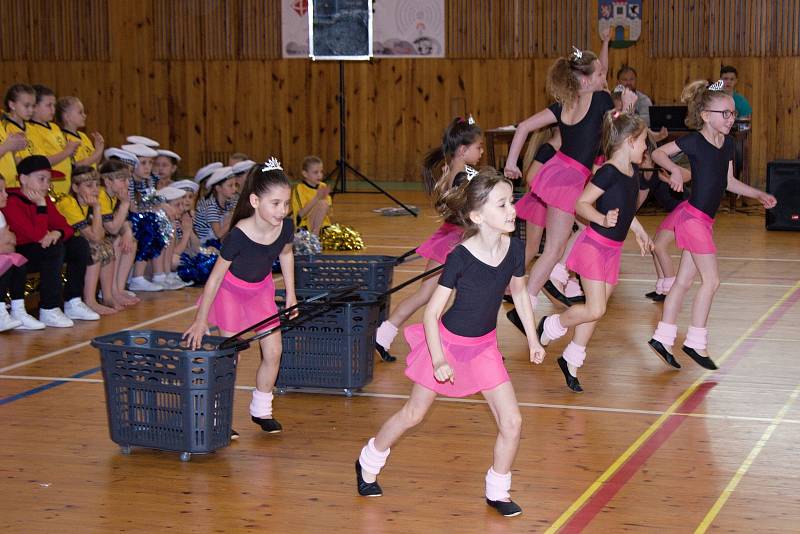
0, 0, 797, 186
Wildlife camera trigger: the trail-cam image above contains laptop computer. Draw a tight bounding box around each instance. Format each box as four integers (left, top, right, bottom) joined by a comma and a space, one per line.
649, 105, 689, 130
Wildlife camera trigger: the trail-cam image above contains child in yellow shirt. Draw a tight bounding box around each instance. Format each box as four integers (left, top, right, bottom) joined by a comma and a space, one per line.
28, 85, 79, 196
1, 84, 36, 186
55, 96, 104, 169
292, 155, 332, 235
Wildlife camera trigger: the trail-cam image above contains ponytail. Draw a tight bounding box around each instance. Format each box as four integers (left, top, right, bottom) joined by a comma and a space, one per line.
601, 111, 646, 159
546, 50, 599, 105
227, 163, 290, 235
681, 79, 730, 130
437, 167, 512, 239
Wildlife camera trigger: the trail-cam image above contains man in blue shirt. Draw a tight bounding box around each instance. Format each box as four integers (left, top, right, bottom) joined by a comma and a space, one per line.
720, 65, 752, 119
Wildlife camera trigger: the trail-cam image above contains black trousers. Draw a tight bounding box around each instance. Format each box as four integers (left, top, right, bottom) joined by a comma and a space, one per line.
5, 236, 90, 309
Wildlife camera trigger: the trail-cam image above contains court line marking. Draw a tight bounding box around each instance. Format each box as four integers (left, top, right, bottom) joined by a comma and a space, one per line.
393, 268, 796, 288
3, 373, 800, 427
0, 305, 197, 374
544, 280, 800, 534
695, 383, 800, 533
0, 367, 101, 406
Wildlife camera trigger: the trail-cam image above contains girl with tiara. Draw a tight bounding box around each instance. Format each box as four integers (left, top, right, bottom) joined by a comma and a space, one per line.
184, 158, 296, 435
536, 111, 653, 391
503, 47, 636, 334
374, 116, 483, 362
355, 169, 545, 517
648, 80, 776, 370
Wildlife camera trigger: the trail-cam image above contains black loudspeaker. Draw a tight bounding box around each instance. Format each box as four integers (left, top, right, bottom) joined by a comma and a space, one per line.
766, 160, 800, 231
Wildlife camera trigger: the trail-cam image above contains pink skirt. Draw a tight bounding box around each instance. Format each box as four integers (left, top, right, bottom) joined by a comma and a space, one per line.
514, 191, 547, 227
566, 227, 623, 285
657, 201, 716, 254
403, 322, 510, 398
532, 152, 593, 215
416, 222, 462, 264
204, 270, 279, 334
0, 252, 27, 278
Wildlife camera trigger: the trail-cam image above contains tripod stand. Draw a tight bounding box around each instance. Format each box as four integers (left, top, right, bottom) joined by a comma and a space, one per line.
326, 61, 418, 217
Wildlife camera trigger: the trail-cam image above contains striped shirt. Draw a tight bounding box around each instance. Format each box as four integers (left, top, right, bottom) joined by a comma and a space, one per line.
128, 176, 157, 207
193, 196, 230, 245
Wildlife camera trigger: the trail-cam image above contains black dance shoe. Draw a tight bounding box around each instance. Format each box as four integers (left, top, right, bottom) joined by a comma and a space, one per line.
486, 498, 522, 517
355, 460, 383, 497
652, 293, 667, 302
645, 291, 660, 300
505, 308, 525, 335
648, 338, 681, 369
251, 416, 283, 433
543, 280, 573, 307
682, 346, 718, 370
376, 344, 397, 362
502, 294, 514, 304
557, 356, 583, 392
537, 315, 549, 346
230, 429, 240, 440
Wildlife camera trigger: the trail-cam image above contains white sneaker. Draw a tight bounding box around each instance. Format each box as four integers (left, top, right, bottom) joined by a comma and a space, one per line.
0, 306, 22, 332
39, 307, 74, 328
152, 274, 183, 291
10, 307, 46, 330
64, 298, 101, 321
167, 272, 190, 288
128, 277, 164, 292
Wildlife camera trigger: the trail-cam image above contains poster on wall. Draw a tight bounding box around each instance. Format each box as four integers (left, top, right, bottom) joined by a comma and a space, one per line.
598, 0, 642, 49
282, 0, 445, 58
309, 0, 372, 60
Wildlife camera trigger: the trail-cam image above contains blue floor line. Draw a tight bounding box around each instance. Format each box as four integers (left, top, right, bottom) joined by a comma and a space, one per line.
0, 366, 101, 406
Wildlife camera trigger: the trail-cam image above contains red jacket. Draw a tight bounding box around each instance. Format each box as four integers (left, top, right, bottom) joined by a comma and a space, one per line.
1, 188, 74, 245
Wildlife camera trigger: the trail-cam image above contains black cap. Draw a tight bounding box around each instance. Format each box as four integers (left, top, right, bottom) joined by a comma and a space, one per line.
16, 155, 65, 179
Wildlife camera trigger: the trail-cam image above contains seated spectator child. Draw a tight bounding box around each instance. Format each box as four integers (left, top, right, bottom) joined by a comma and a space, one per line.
151, 186, 188, 290
154, 149, 181, 187
55, 96, 105, 168
228, 152, 250, 166
98, 159, 139, 306
57, 166, 119, 314
171, 180, 200, 262
1, 155, 98, 329
231, 159, 255, 194
1, 84, 37, 187
27, 85, 80, 195
0, 173, 26, 331
292, 155, 332, 235
193, 166, 236, 247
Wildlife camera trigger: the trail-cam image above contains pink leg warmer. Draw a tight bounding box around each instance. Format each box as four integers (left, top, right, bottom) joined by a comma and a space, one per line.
359, 437, 390, 476
375, 320, 399, 350
653, 321, 678, 347
249, 389, 273, 418
684, 326, 708, 351
656, 278, 665, 294
662, 277, 676, 293
485, 467, 511, 501
564, 277, 584, 298
562, 341, 587, 368
550, 262, 569, 287
543, 314, 567, 342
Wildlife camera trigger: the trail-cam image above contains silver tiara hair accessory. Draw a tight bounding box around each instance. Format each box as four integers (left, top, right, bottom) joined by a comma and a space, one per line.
465, 165, 479, 181
708, 79, 725, 91
263, 157, 283, 172
571, 46, 583, 60
467, 114, 475, 125
613, 84, 626, 93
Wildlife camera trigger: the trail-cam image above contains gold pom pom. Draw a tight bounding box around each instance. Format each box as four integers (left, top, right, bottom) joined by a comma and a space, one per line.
320, 224, 365, 251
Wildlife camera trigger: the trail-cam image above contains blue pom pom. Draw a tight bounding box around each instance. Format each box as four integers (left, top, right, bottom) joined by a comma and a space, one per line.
177, 251, 218, 285
129, 212, 168, 262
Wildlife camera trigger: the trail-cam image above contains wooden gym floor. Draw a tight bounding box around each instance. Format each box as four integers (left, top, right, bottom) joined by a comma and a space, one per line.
1, 191, 798, 533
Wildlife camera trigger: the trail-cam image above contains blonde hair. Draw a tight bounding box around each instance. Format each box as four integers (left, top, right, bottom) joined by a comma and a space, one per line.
546, 50, 599, 105
302, 155, 323, 171
601, 111, 647, 159
681, 80, 732, 130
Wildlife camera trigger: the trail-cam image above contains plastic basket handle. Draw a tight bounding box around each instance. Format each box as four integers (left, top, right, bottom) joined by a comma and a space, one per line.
394, 247, 420, 265
218, 284, 361, 351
